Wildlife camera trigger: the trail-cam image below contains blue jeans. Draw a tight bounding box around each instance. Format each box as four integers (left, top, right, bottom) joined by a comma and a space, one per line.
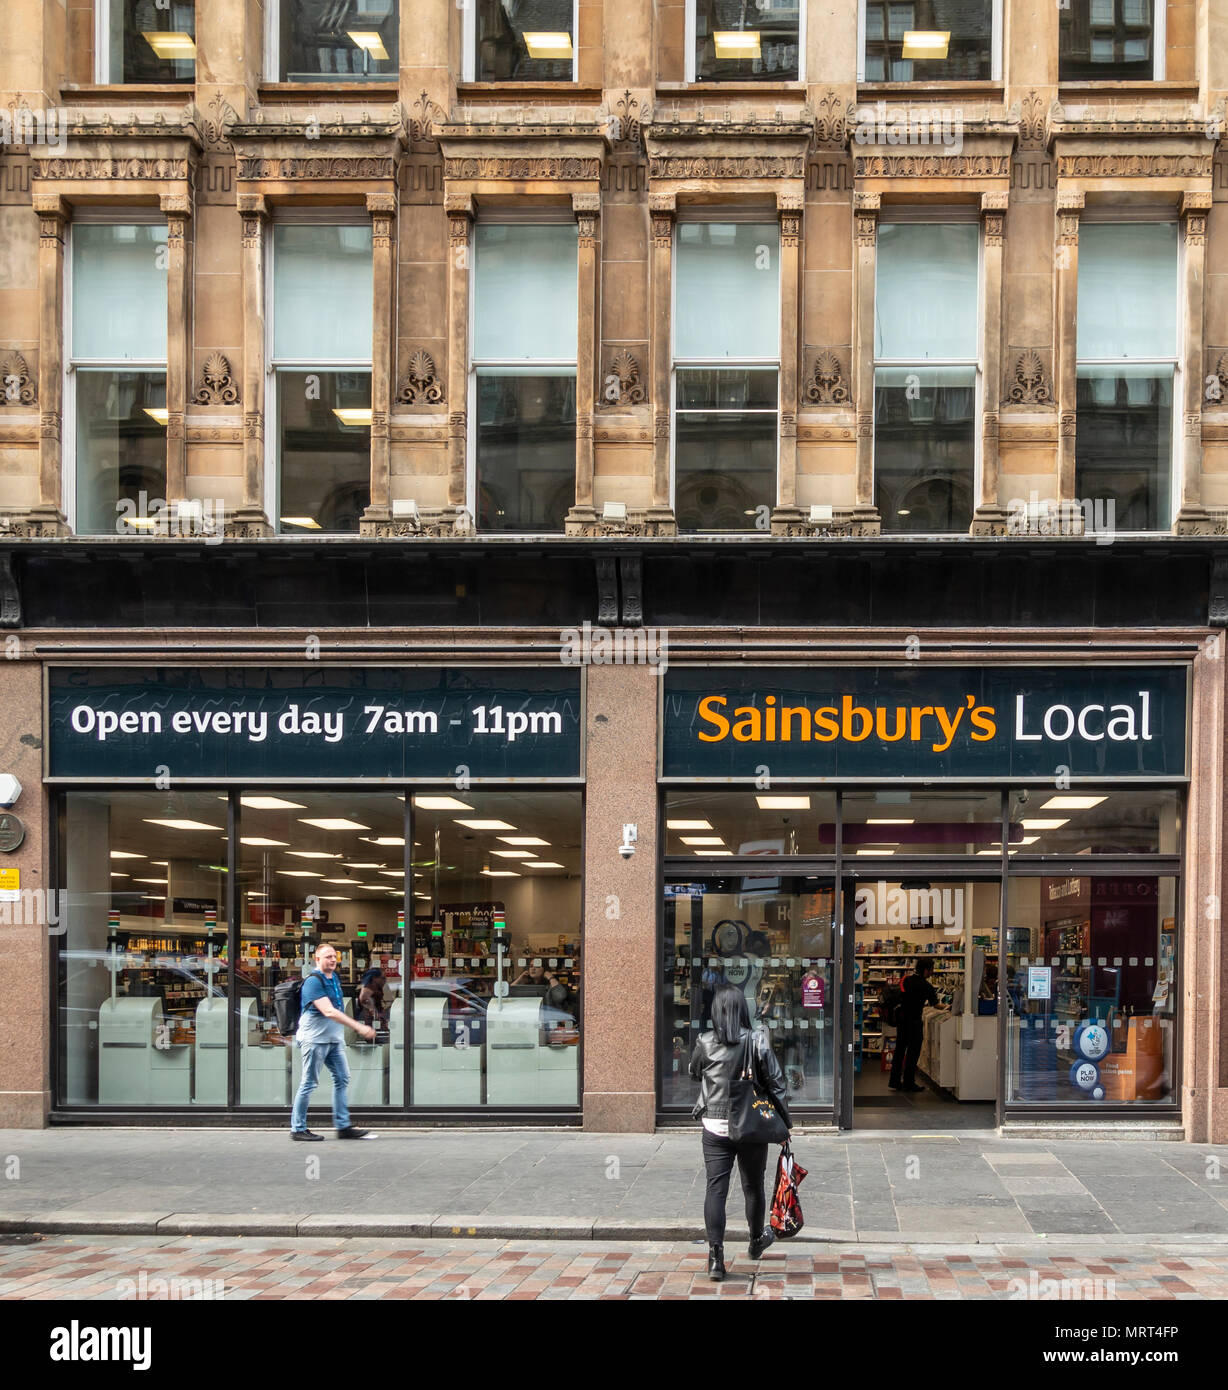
291, 1040, 351, 1132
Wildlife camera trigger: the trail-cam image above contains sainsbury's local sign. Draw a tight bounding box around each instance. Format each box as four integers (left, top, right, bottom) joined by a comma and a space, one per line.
661, 667, 1187, 780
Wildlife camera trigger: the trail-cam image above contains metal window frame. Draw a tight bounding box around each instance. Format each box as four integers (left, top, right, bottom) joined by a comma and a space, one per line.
685, 0, 807, 84
463, 0, 580, 83
857, 0, 1003, 82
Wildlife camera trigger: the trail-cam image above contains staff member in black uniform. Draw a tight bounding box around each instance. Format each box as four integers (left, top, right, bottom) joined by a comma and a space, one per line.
889, 960, 945, 1093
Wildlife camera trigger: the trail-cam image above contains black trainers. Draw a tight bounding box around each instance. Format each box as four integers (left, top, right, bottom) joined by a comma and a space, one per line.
747, 1227, 776, 1260
291, 1129, 323, 1142
336, 1126, 377, 1140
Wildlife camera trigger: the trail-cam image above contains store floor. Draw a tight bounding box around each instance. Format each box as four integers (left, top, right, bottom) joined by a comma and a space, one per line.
853, 1065, 996, 1132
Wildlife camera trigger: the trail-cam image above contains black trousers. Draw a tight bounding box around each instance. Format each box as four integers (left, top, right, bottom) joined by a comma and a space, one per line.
701, 1128, 769, 1244
890, 1020, 924, 1087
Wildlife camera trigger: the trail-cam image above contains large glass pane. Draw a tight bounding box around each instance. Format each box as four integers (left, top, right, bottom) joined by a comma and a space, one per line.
694, 0, 800, 81
664, 790, 837, 857
473, 224, 578, 362
863, 0, 994, 81
875, 223, 979, 361
410, 793, 583, 1108
278, 0, 398, 81
276, 370, 372, 533
236, 793, 405, 1109
272, 224, 373, 361
1060, 0, 1154, 80
675, 417, 777, 533
874, 365, 976, 533
72, 224, 168, 361
1075, 366, 1172, 531
675, 223, 779, 361
662, 876, 836, 1111
75, 369, 167, 537
110, 1, 196, 83
476, 370, 576, 533
1077, 223, 1177, 361
1007, 789, 1182, 857
58, 792, 228, 1107
1005, 876, 1177, 1107
843, 790, 1004, 856
476, 0, 575, 81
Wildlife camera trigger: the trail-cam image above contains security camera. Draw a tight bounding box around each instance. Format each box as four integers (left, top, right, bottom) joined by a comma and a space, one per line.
618, 841, 635, 860
1017, 789, 1029, 805
618, 822, 638, 859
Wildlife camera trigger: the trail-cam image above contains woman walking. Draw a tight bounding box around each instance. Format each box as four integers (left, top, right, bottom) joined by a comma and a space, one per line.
690, 983, 792, 1281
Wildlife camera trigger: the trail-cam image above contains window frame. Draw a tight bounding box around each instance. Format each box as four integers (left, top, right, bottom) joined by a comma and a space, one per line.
1058, 0, 1167, 83
94, 0, 197, 85
871, 209, 984, 535
684, 0, 807, 84
856, 0, 1003, 83
1073, 211, 1182, 535
670, 209, 782, 532
462, 0, 581, 83
264, 0, 401, 84
264, 209, 375, 536
64, 209, 170, 535
467, 211, 580, 536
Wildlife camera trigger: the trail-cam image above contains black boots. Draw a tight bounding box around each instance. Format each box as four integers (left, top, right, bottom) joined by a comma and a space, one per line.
748, 1227, 776, 1260
707, 1243, 726, 1281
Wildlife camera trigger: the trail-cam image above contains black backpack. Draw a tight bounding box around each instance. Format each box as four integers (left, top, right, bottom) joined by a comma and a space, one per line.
880, 977, 906, 1027
273, 970, 322, 1035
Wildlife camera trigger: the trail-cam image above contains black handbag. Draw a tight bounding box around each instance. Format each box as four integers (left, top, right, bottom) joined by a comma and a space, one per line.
727, 1031, 789, 1145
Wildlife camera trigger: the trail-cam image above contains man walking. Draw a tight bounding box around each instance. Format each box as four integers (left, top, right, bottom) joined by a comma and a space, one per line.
291, 943, 377, 1141
889, 959, 945, 1093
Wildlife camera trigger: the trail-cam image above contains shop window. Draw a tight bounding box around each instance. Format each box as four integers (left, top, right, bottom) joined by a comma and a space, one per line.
69, 222, 168, 536
57, 791, 229, 1107
469, 0, 577, 81
269, 0, 398, 82
1075, 223, 1178, 532
97, 0, 197, 84
861, 0, 997, 81
270, 222, 373, 533
664, 790, 836, 856
689, 0, 802, 82
1059, 0, 1160, 80
873, 221, 980, 533
1004, 875, 1177, 1107
673, 221, 780, 533
843, 789, 1004, 856
472, 222, 578, 534
663, 876, 837, 1111
1006, 788, 1182, 857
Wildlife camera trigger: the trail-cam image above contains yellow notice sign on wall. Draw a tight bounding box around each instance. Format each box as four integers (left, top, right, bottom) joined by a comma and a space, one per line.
0, 867, 19, 902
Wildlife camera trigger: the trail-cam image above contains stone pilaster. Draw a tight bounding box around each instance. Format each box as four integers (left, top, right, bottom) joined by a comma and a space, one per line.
162, 194, 193, 508
851, 191, 881, 533
1175, 191, 1214, 534
771, 192, 804, 532
973, 192, 1009, 535
566, 192, 601, 532
228, 194, 273, 536
647, 193, 676, 530
1054, 189, 1083, 508
445, 194, 473, 511
360, 191, 398, 530
26, 194, 69, 536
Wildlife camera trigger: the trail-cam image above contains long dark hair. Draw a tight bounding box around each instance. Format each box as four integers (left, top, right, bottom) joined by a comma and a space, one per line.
710, 984, 750, 1045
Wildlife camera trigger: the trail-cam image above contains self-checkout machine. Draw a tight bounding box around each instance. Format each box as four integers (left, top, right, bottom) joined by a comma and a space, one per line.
345, 924, 389, 1105
411, 913, 481, 1105
99, 911, 194, 1104
486, 911, 577, 1105
194, 908, 228, 1103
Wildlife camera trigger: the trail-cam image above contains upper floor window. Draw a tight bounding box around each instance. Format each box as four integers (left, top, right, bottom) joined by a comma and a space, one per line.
1075, 222, 1178, 531
874, 221, 981, 533
472, 221, 578, 533
269, 0, 398, 82
269, 222, 373, 533
689, 1, 802, 82
97, 1, 196, 84
673, 220, 780, 533
469, 0, 577, 81
861, 0, 998, 81
69, 221, 168, 535
1059, 0, 1161, 81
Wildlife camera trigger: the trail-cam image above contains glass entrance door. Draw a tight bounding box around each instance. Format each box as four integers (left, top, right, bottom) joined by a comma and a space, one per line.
661, 875, 840, 1118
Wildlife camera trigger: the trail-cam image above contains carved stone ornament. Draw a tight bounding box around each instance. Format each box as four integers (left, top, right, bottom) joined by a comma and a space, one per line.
192, 353, 239, 406
601, 349, 645, 407
0, 351, 36, 406
397, 349, 444, 406
805, 350, 849, 406
1019, 91, 1046, 148
1008, 350, 1052, 406
410, 90, 449, 144
1211, 352, 1228, 406
813, 89, 849, 147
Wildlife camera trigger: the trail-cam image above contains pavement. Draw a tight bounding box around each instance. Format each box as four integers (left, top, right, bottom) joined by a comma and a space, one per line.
2, 1233, 1226, 1301
2, 1127, 1228, 1244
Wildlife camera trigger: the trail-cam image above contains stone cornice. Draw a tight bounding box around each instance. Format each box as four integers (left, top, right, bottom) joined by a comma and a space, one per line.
437, 121, 610, 189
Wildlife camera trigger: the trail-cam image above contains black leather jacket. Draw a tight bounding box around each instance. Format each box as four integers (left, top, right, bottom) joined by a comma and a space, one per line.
688, 1027, 792, 1127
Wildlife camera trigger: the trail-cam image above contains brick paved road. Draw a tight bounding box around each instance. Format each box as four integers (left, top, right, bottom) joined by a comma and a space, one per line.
2, 1234, 1227, 1300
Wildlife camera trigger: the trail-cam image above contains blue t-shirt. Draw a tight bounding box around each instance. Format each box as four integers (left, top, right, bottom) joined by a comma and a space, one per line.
297, 970, 346, 1045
